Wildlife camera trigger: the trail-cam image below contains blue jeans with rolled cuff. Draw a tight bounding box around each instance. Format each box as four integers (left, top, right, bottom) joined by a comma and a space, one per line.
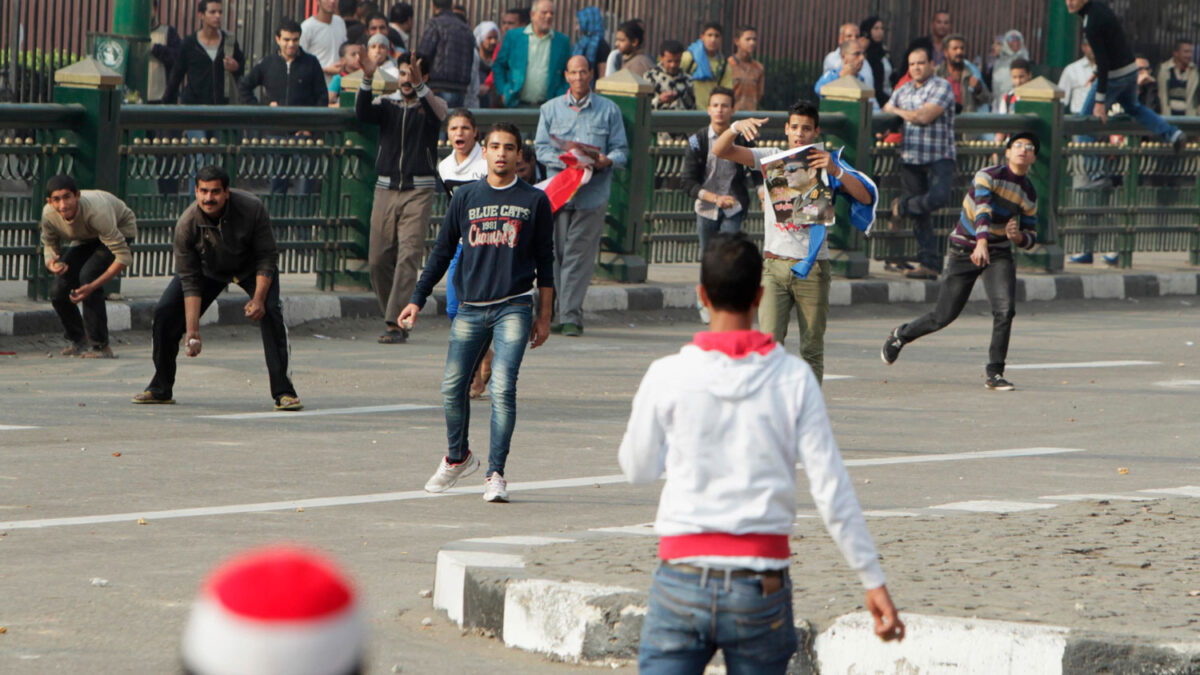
442, 295, 533, 477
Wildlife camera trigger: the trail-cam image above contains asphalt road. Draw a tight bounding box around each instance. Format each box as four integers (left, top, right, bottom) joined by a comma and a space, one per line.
0, 297, 1197, 672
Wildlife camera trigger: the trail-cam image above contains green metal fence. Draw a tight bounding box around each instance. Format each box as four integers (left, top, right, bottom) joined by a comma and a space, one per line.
0, 103, 83, 295
1059, 117, 1200, 266
2, 86, 1198, 300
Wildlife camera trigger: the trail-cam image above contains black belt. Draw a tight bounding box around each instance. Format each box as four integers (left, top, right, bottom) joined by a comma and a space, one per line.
662, 561, 786, 594
663, 561, 783, 578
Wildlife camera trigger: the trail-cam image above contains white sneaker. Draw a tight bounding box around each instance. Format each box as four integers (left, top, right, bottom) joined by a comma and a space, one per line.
424, 453, 479, 493
483, 473, 509, 503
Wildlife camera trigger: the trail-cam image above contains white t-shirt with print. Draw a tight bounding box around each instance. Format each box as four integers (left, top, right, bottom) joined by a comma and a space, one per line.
751, 146, 830, 261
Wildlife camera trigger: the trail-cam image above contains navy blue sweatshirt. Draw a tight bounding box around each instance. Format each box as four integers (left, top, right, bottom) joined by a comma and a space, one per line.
410, 178, 554, 308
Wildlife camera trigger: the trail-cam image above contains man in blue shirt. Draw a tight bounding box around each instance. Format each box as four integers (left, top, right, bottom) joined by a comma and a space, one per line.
400, 122, 555, 504
534, 55, 629, 336
814, 40, 880, 111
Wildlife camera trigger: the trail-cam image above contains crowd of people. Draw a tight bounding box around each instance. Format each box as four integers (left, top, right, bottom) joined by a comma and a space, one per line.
147, 0, 774, 115
38, 2, 1200, 672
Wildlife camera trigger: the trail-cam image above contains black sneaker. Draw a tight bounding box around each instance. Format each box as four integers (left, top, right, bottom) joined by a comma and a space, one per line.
881, 327, 905, 365
1171, 130, 1185, 153
985, 373, 1015, 391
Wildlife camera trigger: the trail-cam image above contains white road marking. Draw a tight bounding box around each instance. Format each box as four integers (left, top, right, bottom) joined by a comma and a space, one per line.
590, 523, 656, 536
198, 404, 437, 420
0, 425, 38, 431
931, 500, 1057, 513
1040, 493, 1161, 502
0, 448, 1084, 532
824, 374, 853, 381
1154, 380, 1200, 389
1139, 486, 1200, 498
1006, 360, 1159, 370
460, 535, 576, 546
841, 447, 1085, 467
0, 474, 630, 531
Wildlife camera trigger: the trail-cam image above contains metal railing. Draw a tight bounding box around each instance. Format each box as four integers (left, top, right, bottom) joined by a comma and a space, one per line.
1058, 116, 1200, 266
3, 98, 1198, 301
12, 104, 373, 299
0, 103, 83, 293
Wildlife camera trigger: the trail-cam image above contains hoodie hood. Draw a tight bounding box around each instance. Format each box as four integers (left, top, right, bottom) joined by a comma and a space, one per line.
682, 330, 783, 400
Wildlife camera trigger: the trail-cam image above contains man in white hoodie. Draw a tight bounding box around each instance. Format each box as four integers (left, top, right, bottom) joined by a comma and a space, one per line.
619, 232, 904, 673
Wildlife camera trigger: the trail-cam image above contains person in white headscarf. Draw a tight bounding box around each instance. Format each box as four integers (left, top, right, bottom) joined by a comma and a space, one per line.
990, 30, 1029, 104
467, 21, 499, 107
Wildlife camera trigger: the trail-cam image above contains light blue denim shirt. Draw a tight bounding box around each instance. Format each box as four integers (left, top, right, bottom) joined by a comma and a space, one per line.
534, 91, 629, 210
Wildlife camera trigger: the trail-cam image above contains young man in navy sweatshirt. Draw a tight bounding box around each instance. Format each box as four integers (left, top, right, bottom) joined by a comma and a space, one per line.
399, 122, 555, 503
619, 233, 903, 673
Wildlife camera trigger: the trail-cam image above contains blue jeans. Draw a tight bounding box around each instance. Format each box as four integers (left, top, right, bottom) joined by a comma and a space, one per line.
442, 295, 533, 477
1082, 71, 1180, 143
638, 564, 798, 675
696, 210, 745, 264
435, 90, 466, 108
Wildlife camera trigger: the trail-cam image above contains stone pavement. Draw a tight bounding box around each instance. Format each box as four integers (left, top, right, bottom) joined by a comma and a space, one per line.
1, 296, 1197, 673
3, 253, 1198, 336
432, 498, 1200, 674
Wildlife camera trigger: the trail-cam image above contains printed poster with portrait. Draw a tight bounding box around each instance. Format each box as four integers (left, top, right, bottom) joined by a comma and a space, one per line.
758, 143, 835, 228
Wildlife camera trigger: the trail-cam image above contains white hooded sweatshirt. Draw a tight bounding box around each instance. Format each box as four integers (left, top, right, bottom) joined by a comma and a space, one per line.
618, 330, 886, 589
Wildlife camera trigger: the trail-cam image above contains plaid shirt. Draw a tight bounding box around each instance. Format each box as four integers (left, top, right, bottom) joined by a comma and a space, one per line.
646, 65, 695, 110
416, 10, 475, 92
889, 76, 956, 164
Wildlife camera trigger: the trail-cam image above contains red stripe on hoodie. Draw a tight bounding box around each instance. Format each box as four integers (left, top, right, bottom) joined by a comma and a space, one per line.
659, 533, 791, 560
691, 330, 776, 359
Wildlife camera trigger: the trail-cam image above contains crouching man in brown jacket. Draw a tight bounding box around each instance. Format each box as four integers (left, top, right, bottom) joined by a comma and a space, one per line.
133, 165, 302, 411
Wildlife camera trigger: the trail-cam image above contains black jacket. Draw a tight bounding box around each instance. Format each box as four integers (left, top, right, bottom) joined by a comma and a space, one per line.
355, 85, 443, 189
1079, 1, 1136, 101
238, 50, 328, 107
680, 126, 762, 212
165, 31, 245, 104
174, 190, 277, 297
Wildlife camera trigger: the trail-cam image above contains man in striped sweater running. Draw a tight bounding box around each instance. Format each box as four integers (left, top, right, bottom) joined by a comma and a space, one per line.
881, 132, 1040, 391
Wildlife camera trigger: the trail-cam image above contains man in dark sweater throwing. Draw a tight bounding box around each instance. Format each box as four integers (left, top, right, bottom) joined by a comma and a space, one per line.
882, 133, 1040, 391
133, 165, 302, 411
399, 122, 555, 503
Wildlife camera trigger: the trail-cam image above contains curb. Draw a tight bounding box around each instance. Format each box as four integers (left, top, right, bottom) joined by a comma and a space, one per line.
432, 531, 1200, 674
3, 271, 1198, 337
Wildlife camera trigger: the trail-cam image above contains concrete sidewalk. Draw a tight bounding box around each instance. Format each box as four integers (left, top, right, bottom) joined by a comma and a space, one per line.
2, 254, 1197, 337
432, 511, 1200, 674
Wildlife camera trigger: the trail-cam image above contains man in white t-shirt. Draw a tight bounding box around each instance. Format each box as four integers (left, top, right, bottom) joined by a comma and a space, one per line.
713, 100, 877, 384
301, 0, 347, 86
1058, 40, 1096, 115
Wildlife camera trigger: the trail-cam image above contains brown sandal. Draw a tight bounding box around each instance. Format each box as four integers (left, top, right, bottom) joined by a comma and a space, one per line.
378, 329, 408, 344
80, 346, 117, 359
61, 343, 88, 356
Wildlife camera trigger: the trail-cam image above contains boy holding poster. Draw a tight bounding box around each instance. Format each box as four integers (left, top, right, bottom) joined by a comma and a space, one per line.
713, 100, 877, 383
